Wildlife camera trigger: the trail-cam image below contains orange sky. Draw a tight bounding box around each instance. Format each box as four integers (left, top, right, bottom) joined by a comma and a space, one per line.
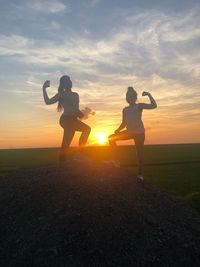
1, 80, 199, 149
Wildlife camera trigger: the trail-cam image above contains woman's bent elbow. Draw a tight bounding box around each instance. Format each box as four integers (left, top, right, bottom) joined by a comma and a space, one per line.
44, 101, 52, 105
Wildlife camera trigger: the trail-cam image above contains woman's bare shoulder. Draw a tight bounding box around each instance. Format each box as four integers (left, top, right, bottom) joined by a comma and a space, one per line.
123, 106, 129, 111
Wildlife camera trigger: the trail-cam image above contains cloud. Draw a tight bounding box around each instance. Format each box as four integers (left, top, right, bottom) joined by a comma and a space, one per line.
29, 0, 69, 13
158, 8, 200, 42
0, 34, 34, 56
1, 5, 199, 87
51, 21, 61, 30
88, 0, 101, 7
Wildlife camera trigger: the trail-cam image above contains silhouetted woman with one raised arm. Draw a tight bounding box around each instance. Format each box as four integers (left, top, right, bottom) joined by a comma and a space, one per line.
108, 87, 157, 181
42, 75, 91, 161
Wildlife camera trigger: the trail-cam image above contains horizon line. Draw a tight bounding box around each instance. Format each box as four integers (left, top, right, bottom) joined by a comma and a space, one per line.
0, 142, 200, 150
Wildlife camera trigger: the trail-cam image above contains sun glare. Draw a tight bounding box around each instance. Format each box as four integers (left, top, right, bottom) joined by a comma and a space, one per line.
96, 133, 107, 145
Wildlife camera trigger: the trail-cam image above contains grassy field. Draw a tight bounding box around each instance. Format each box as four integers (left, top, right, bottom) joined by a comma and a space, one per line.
0, 144, 200, 211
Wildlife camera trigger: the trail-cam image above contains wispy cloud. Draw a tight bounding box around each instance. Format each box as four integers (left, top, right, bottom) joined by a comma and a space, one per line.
28, 0, 69, 14
88, 0, 101, 7
1, 5, 199, 88
0, 34, 34, 56
51, 21, 61, 30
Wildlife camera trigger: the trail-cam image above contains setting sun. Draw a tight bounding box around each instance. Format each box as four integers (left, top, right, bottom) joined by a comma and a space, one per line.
96, 133, 107, 145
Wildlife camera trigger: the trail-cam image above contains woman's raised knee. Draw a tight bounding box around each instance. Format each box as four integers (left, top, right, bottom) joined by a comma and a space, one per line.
108, 134, 115, 141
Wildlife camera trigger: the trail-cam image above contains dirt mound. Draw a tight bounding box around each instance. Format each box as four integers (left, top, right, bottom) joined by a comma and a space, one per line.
1, 163, 200, 267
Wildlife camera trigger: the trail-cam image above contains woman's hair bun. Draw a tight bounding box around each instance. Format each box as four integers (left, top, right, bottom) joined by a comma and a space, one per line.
127, 86, 134, 92
126, 86, 137, 103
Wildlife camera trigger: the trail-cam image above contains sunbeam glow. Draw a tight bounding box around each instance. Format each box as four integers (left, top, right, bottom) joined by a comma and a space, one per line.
95, 133, 107, 145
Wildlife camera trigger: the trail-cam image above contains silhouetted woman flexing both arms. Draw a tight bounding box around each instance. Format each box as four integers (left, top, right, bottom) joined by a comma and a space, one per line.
108, 87, 157, 181
42, 75, 91, 161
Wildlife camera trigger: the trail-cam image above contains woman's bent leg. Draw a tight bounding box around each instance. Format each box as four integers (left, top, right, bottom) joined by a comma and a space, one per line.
108, 131, 134, 163
134, 133, 145, 176
108, 131, 133, 146
74, 120, 91, 147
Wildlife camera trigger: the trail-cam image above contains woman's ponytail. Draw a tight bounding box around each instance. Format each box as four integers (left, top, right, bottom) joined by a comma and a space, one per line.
57, 75, 72, 112
57, 85, 64, 112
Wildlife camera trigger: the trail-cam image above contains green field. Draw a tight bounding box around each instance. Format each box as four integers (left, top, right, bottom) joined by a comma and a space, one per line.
0, 144, 200, 211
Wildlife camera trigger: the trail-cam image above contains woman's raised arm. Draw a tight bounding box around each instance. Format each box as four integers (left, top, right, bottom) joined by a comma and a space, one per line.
139, 92, 157, 110
42, 80, 59, 105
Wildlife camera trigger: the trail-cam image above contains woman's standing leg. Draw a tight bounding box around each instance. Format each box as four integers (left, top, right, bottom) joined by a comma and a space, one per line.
134, 133, 145, 177
59, 116, 75, 161
59, 129, 75, 161
61, 128, 75, 148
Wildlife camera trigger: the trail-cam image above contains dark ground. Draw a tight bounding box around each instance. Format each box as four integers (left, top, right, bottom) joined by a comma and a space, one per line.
0, 162, 200, 267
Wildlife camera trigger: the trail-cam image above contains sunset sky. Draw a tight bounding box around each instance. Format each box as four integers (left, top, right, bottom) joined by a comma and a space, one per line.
0, 0, 200, 148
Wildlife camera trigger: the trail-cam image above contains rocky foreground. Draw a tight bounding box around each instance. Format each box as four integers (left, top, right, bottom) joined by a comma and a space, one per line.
0, 162, 200, 267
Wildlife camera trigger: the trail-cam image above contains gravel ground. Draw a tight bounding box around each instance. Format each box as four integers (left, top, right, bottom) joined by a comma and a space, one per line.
0, 162, 200, 267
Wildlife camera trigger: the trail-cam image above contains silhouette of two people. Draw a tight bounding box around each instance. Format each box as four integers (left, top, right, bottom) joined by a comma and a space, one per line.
42, 76, 157, 180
